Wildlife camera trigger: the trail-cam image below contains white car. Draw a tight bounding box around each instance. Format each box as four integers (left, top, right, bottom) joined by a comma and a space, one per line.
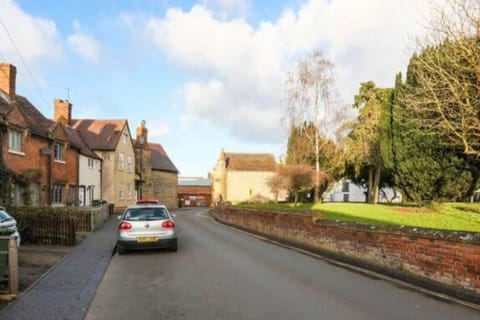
116, 204, 177, 254
0, 207, 21, 247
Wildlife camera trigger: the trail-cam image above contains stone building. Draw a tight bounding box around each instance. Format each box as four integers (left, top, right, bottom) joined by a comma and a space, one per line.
178, 177, 212, 207
211, 149, 277, 204
72, 118, 136, 209
134, 121, 179, 209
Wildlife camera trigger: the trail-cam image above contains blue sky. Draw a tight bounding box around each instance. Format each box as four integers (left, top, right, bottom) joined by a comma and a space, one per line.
0, 0, 432, 177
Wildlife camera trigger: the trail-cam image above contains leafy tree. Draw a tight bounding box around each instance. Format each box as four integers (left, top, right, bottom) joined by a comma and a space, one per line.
381, 0, 480, 202
391, 72, 479, 202
286, 122, 342, 176
345, 81, 393, 203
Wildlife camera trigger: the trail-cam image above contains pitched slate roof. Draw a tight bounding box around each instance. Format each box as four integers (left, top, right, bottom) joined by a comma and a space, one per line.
15, 95, 53, 138
224, 152, 276, 172
64, 126, 100, 159
149, 142, 179, 173
71, 119, 127, 151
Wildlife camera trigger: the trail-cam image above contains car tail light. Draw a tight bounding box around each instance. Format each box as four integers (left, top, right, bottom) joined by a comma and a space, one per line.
162, 220, 175, 229
119, 221, 132, 230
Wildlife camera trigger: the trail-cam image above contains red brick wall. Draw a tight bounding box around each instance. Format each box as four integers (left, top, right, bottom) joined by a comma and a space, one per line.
2, 131, 79, 205
212, 207, 480, 302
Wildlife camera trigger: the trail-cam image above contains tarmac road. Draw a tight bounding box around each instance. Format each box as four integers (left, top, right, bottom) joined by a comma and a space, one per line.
85, 208, 480, 320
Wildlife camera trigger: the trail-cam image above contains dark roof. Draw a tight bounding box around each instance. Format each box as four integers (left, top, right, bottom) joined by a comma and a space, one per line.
0, 94, 10, 116
71, 119, 127, 151
149, 142, 179, 173
15, 95, 52, 138
64, 126, 100, 159
0, 94, 99, 158
224, 152, 276, 171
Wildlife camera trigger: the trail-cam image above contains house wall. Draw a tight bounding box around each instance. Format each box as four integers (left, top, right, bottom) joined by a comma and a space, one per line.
324, 180, 402, 203
134, 145, 152, 199
110, 126, 135, 208
178, 185, 212, 207
225, 171, 275, 204
2, 130, 49, 205
211, 157, 226, 203
152, 170, 178, 209
78, 155, 101, 206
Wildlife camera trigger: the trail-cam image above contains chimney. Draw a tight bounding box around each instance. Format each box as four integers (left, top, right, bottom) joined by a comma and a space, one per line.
0, 63, 16, 99
136, 120, 148, 146
54, 99, 72, 126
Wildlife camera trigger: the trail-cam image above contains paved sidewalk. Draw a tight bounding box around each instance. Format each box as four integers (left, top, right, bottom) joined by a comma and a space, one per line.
0, 216, 118, 320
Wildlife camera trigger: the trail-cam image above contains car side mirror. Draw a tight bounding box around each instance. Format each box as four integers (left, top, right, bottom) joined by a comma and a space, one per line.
117, 215, 122, 220
172, 213, 177, 218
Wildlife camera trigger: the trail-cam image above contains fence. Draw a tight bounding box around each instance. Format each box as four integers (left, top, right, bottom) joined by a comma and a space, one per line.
9, 205, 109, 246
15, 215, 76, 246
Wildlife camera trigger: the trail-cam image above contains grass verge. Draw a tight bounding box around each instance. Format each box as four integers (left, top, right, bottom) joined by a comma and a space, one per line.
236, 202, 480, 232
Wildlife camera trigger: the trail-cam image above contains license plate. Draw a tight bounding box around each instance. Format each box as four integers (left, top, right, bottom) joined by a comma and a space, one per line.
137, 236, 158, 243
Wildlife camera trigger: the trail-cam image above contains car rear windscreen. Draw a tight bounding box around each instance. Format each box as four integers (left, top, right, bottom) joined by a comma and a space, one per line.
124, 208, 168, 221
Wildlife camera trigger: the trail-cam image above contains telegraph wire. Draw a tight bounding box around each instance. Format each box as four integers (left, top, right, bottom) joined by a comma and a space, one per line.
0, 13, 50, 109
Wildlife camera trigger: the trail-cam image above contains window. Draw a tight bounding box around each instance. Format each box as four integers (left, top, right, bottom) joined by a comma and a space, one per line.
342, 181, 350, 193
8, 129, 23, 153
118, 153, 125, 170
52, 184, 64, 203
127, 184, 132, 199
54, 143, 64, 162
127, 156, 132, 173
88, 158, 94, 168
118, 185, 124, 200
123, 133, 128, 144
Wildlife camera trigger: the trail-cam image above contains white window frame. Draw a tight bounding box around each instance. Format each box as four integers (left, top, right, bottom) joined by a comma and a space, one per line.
118, 186, 124, 200
88, 158, 94, 168
127, 156, 132, 173
127, 184, 132, 199
118, 153, 125, 170
54, 142, 65, 162
8, 129, 23, 154
52, 184, 64, 203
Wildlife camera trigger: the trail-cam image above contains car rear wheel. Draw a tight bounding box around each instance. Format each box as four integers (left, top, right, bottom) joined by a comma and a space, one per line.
117, 246, 126, 255
170, 240, 178, 252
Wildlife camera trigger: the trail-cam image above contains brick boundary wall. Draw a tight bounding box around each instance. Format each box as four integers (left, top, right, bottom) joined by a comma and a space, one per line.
211, 207, 480, 305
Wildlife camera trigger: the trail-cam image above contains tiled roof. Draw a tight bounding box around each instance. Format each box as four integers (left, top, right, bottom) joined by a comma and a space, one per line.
71, 119, 127, 151
15, 95, 52, 138
224, 152, 276, 171
149, 142, 179, 173
64, 126, 100, 159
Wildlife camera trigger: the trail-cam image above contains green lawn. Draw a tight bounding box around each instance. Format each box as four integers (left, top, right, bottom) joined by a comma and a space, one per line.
236, 202, 480, 232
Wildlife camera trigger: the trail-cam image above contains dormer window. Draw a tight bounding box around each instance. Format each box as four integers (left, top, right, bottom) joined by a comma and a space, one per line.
8, 129, 23, 153
54, 142, 65, 162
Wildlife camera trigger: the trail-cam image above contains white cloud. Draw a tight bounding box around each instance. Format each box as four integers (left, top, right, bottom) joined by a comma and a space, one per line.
128, 0, 438, 144
147, 120, 171, 138
0, 0, 60, 66
68, 20, 101, 63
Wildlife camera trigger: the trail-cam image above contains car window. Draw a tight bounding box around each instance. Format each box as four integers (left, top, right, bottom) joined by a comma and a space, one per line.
0, 211, 12, 222
124, 208, 168, 221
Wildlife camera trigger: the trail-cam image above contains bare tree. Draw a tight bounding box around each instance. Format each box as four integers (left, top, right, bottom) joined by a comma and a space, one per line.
268, 165, 317, 207
404, 0, 480, 158
284, 51, 345, 202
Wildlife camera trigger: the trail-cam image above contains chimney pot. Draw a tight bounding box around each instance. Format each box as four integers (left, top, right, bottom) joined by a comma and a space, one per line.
54, 98, 72, 126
